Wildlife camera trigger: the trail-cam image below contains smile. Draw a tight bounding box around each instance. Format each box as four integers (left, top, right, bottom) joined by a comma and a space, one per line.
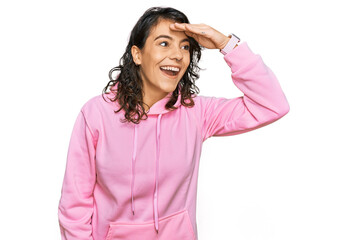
160, 66, 180, 78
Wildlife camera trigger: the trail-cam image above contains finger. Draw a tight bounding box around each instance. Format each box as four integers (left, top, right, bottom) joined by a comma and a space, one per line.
184, 24, 210, 36
169, 23, 187, 31
171, 23, 206, 31
176, 23, 206, 28
169, 24, 197, 38
184, 31, 196, 38
170, 23, 207, 38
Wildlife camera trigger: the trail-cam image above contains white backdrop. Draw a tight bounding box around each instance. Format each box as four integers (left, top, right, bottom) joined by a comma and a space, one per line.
1, 0, 361, 239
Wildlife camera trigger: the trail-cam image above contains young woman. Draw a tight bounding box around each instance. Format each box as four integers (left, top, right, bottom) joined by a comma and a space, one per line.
58, 6, 290, 240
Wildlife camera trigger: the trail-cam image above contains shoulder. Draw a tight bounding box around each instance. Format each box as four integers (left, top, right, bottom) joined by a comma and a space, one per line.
183, 94, 216, 119
83, 91, 117, 108
79, 92, 109, 120
77, 93, 117, 133
80, 95, 101, 114
191, 94, 215, 109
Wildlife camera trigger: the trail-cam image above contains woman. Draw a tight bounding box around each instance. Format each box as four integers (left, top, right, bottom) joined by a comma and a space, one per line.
58, 6, 290, 240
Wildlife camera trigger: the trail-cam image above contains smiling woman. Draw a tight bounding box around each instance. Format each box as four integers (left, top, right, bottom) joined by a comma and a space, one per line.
130, 18, 192, 111
57, 5, 290, 240
100, 8, 204, 123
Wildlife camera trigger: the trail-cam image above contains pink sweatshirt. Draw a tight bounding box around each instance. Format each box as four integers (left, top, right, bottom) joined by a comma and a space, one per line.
58, 41, 290, 240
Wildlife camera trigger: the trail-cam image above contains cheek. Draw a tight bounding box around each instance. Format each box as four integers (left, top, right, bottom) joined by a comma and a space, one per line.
185, 54, 191, 67
152, 51, 166, 60
183, 60, 191, 74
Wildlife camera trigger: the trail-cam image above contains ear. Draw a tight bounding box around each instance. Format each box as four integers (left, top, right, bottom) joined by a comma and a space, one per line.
131, 45, 142, 66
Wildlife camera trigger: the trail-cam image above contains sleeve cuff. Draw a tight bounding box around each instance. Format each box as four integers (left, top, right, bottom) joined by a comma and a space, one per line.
223, 41, 259, 73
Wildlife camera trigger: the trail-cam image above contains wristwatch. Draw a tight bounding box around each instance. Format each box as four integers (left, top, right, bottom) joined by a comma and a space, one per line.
220, 33, 241, 55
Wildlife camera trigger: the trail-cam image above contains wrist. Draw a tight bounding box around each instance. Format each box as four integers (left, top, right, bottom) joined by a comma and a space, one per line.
219, 33, 241, 55
219, 35, 231, 50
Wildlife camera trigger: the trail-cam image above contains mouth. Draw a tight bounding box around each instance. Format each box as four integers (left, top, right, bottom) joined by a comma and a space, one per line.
160, 66, 180, 79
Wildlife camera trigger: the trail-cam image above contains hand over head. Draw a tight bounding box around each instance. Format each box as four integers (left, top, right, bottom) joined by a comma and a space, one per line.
169, 23, 230, 50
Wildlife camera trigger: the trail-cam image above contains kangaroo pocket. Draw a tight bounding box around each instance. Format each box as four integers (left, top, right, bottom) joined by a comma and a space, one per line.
105, 209, 196, 240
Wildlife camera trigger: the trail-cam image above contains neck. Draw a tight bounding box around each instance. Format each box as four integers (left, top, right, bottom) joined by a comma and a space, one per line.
142, 90, 169, 112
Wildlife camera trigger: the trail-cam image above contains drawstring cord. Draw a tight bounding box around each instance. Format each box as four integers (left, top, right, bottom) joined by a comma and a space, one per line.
131, 123, 138, 215
130, 114, 163, 234
154, 113, 163, 233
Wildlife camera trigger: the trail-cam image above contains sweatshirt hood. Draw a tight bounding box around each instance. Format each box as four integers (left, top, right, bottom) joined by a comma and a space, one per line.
109, 82, 182, 233
109, 82, 182, 115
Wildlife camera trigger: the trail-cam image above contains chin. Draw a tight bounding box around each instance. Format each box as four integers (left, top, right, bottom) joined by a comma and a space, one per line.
162, 87, 177, 94
161, 82, 179, 92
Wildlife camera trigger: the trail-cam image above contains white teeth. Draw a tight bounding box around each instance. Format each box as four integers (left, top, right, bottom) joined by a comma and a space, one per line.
160, 66, 180, 72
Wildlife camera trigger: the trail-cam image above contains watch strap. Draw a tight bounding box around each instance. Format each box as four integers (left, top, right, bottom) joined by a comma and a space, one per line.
220, 33, 241, 55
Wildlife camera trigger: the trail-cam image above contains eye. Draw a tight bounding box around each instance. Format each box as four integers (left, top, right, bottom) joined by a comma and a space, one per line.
182, 45, 190, 50
160, 41, 168, 47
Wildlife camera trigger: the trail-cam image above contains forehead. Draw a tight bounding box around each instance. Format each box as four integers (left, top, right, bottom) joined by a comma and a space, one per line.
149, 19, 188, 39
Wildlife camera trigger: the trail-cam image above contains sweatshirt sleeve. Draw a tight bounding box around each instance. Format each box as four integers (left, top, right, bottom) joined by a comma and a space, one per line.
58, 109, 97, 240
201, 41, 290, 142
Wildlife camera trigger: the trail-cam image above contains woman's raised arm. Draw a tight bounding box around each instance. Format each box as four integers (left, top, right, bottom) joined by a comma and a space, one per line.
200, 41, 290, 141
170, 22, 290, 141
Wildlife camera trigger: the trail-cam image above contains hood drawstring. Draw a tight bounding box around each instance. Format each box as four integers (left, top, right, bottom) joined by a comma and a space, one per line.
130, 113, 163, 234
131, 122, 138, 215
154, 113, 163, 233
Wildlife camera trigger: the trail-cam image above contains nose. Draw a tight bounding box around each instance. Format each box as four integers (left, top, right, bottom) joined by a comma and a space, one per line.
170, 45, 183, 61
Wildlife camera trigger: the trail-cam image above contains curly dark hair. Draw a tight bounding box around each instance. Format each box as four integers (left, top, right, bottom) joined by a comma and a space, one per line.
101, 6, 205, 124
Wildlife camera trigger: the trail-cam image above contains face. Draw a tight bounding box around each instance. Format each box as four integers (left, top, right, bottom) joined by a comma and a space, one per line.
131, 18, 191, 99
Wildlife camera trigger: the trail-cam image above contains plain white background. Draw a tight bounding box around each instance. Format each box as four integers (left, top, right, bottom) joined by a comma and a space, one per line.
1, 0, 361, 239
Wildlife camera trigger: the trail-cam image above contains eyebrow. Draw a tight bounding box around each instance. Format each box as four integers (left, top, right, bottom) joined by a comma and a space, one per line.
154, 35, 190, 43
